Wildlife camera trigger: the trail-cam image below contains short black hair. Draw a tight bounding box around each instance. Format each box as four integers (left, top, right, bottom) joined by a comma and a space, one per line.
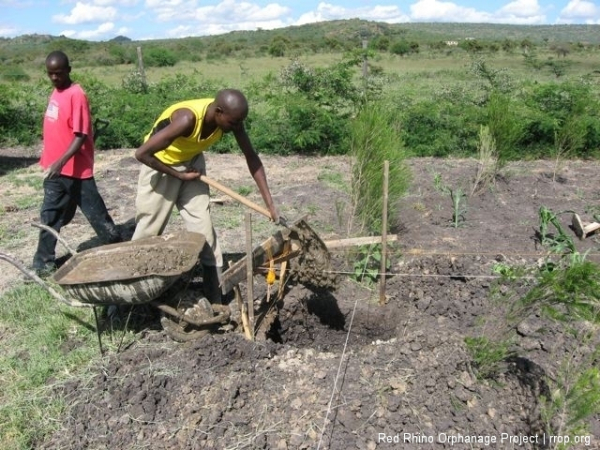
46, 50, 70, 68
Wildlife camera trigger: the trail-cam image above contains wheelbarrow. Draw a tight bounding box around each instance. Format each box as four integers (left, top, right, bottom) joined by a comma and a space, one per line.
0, 229, 230, 352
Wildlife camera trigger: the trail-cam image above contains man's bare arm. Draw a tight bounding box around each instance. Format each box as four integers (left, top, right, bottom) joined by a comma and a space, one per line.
135, 108, 200, 181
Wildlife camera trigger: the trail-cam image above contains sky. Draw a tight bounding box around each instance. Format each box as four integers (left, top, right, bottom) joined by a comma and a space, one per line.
1, 0, 599, 42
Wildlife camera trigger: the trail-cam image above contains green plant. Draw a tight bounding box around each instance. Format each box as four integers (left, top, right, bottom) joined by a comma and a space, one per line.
0, 284, 101, 449
433, 174, 467, 227
235, 185, 253, 196
551, 116, 587, 182
537, 206, 576, 256
471, 125, 498, 196
449, 187, 467, 228
540, 341, 600, 449
492, 262, 525, 281
348, 102, 411, 234
515, 260, 600, 323
464, 336, 514, 379
317, 170, 347, 191
351, 243, 389, 285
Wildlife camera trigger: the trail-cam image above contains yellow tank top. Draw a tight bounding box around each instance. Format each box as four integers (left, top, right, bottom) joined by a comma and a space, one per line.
145, 98, 223, 165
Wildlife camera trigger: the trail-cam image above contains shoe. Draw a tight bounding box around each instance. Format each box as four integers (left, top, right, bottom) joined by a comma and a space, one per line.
19, 265, 54, 284
31, 263, 57, 278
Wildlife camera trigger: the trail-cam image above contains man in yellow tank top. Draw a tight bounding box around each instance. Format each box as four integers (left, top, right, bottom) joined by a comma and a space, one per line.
132, 89, 280, 304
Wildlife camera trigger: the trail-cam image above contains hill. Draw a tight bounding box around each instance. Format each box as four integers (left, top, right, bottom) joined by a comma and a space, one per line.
1, 20, 599, 69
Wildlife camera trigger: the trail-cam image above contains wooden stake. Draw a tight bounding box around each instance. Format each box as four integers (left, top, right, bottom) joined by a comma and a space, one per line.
245, 212, 255, 340
136, 46, 147, 88
379, 160, 389, 306
234, 284, 252, 340
324, 235, 398, 249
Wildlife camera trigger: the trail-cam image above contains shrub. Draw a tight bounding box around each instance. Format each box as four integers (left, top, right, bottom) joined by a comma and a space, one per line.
349, 103, 412, 234
0, 65, 31, 82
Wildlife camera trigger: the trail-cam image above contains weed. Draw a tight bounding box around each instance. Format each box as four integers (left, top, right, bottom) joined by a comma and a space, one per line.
471, 125, 498, 196
334, 198, 347, 229
540, 341, 600, 450
235, 185, 253, 197
305, 204, 319, 216
464, 336, 514, 380
317, 170, 348, 191
492, 262, 525, 281
412, 202, 426, 212
351, 243, 389, 285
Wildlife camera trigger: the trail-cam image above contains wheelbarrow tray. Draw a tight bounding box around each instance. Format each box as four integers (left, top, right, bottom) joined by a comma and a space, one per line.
51, 231, 206, 306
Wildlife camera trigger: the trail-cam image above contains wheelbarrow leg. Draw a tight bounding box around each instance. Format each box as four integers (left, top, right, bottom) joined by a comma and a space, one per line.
92, 307, 105, 355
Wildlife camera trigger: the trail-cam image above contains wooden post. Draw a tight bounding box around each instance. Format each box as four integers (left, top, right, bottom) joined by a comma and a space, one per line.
362, 38, 368, 91
245, 212, 255, 340
136, 46, 147, 88
379, 160, 389, 306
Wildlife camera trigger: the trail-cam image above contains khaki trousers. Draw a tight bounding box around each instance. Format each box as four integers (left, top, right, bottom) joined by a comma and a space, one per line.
132, 153, 222, 267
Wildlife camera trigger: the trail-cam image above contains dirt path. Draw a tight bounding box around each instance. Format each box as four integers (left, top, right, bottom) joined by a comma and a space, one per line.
1, 148, 600, 449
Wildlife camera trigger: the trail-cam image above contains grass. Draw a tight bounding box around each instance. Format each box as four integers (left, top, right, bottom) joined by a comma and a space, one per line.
0, 284, 102, 449
317, 169, 348, 192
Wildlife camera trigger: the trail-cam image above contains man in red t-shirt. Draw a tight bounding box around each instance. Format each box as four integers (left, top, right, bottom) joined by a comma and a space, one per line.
32, 51, 121, 274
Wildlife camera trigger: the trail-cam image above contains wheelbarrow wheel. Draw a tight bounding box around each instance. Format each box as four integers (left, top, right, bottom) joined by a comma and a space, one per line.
160, 296, 213, 342
159, 295, 231, 342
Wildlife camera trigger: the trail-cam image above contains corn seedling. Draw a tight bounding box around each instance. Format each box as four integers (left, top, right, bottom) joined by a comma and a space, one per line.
538, 206, 576, 256
433, 174, 468, 227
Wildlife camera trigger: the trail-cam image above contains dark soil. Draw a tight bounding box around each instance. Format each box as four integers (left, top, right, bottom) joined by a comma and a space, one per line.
2, 148, 600, 449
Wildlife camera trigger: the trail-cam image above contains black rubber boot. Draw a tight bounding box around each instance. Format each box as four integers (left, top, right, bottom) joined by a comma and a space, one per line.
202, 265, 225, 305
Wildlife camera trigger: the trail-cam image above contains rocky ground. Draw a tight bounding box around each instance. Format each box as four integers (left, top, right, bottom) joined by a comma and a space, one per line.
1, 147, 600, 449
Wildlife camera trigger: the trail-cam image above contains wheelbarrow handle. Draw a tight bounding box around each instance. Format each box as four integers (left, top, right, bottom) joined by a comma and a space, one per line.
199, 174, 275, 222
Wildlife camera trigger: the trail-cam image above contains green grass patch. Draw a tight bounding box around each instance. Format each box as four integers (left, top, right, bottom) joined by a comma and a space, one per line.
0, 284, 102, 450
317, 169, 348, 192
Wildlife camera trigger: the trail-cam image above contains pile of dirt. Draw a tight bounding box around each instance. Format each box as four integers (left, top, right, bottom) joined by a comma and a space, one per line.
2, 149, 600, 449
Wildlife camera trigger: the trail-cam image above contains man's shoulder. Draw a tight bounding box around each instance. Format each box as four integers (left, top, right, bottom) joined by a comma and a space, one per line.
70, 83, 88, 95
53, 83, 87, 99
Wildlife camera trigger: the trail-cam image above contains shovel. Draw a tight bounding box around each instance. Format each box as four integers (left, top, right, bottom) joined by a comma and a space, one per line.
199, 174, 337, 290
199, 174, 287, 226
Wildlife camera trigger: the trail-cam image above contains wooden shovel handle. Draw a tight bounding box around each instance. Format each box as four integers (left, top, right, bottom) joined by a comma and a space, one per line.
200, 175, 272, 220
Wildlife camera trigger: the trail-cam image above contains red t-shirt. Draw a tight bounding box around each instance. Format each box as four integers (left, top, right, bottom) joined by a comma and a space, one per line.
41, 83, 94, 179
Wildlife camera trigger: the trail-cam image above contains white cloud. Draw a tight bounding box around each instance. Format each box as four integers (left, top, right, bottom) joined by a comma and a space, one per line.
0, 24, 19, 37
559, 0, 600, 22
94, 0, 138, 6
60, 22, 115, 39
145, 0, 293, 36
497, 0, 542, 16
408, 0, 547, 24
409, 0, 491, 22
53, 2, 118, 25
194, 0, 290, 24
494, 0, 546, 24
297, 2, 408, 25
147, 0, 198, 22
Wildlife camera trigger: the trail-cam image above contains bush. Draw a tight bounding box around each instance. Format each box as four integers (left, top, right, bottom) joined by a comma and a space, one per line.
143, 47, 178, 67
245, 59, 364, 155
400, 99, 480, 157
0, 65, 31, 82
521, 81, 599, 157
0, 82, 46, 146
349, 103, 412, 234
